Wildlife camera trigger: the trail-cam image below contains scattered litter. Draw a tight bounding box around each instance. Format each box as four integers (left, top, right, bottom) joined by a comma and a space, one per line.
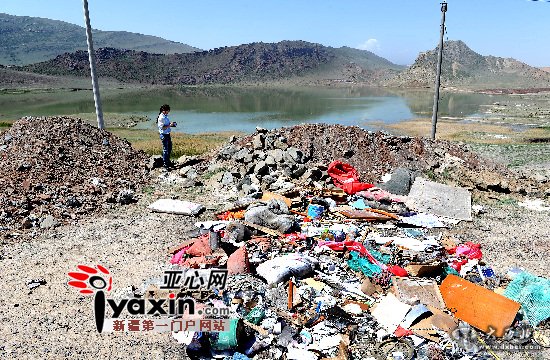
256, 254, 318, 285
142, 140, 547, 359
392, 277, 445, 309
327, 160, 374, 194
400, 213, 446, 228
409, 305, 459, 343
518, 198, 550, 212
26, 278, 47, 292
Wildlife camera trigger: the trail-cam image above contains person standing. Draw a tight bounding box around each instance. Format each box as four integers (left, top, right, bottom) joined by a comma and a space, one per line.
157, 104, 176, 170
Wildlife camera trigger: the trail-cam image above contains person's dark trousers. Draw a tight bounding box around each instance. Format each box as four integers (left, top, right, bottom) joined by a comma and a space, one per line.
160, 133, 172, 167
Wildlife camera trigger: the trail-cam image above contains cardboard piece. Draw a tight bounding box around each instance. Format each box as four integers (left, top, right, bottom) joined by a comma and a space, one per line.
439, 274, 520, 337
370, 293, 412, 333
406, 177, 472, 221
410, 305, 459, 343
392, 277, 446, 309
361, 277, 383, 296
404, 263, 443, 277
401, 304, 431, 328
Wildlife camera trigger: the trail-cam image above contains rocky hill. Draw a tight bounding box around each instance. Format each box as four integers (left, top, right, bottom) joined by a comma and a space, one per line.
0, 13, 200, 66
384, 40, 550, 89
19, 41, 405, 85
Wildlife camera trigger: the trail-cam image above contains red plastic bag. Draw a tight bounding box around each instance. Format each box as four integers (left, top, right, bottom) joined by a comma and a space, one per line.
450, 242, 483, 260
327, 160, 374, 194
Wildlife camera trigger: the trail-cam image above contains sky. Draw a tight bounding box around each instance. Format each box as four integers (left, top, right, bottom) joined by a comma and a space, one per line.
2, 0, 550, 66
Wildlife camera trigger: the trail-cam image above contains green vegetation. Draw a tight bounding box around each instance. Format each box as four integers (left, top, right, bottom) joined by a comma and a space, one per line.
108, 128, 240, 158
202, 166, 229, 180
497, 197, 518, 206
0, 13, 199, 66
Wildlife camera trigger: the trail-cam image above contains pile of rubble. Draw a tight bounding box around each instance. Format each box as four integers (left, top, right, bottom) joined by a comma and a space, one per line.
0, 116, 150, 236
208, 124, 545, 198
147, 125, 550, 359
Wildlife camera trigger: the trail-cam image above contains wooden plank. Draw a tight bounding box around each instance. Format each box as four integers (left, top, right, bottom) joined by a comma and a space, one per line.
240, 221, 284, 237
261, 191, 292, 207
339, 209, 392, 221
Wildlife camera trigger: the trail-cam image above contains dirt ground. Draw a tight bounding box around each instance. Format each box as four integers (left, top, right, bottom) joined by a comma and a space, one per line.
1, 170, 549, 359
1, 119, 549, 359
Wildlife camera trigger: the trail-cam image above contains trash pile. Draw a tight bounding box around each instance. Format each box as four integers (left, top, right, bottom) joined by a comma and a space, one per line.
158, 154, 550, 360
0, 116, 150, 236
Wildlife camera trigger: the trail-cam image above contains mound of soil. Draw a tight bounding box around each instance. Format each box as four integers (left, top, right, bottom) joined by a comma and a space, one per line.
214, 123, 546, 196
0, 116, 150, 237
278, 124, 488, 182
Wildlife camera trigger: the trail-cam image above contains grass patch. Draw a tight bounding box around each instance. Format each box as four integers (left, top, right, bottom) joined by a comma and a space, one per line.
497, 197, 518, 206
202, 166, 228, 180
109, 128, 242, 158
386, 118, 550, 145
0, 121, 14, 128
141, 186, 155, 195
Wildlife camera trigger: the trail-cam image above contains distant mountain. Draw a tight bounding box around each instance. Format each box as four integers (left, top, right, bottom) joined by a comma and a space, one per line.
0, 13, 200, 65
384, 40, 550, 88
19, 41, 405, 85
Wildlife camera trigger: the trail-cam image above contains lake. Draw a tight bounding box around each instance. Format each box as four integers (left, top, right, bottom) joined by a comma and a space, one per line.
0, 86, 506, 133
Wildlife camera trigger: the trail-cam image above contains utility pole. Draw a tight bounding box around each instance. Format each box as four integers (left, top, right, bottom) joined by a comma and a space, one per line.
431, 1, 447, 140
83, 0, 104, 129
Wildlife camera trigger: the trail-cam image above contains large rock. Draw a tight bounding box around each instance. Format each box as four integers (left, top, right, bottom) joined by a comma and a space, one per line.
234, 148, 251, 163
218, 144, 238, 159
252, 134, 265, 150
286, 147, 303, 163
268, 149, 285, 163
253, 161, 268, 176
148, 156, 164, 169
39, 215, 58, 229
221, 172, 237, 186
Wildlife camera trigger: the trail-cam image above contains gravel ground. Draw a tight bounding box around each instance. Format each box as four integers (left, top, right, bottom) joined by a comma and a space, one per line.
0, 182, 218, 359
2, 172, 549, 360
1, 123, 549, 360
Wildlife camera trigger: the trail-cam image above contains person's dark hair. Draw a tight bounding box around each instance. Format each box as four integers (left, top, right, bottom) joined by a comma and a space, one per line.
159, 104, 170, 115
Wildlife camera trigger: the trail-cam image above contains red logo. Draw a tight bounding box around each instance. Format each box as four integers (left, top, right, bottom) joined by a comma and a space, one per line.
68, 264, 112, 295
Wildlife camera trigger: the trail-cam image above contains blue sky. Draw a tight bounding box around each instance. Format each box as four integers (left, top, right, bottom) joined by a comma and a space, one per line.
2, 0, 550, 66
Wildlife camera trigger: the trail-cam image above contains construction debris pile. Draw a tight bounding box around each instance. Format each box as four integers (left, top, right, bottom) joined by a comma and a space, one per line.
207, 124, 544, 199
0, 116, 150, 236
150, 126, 550, 360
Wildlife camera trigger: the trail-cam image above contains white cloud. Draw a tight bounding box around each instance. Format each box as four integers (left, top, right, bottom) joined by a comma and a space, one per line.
357, 39, 380, 52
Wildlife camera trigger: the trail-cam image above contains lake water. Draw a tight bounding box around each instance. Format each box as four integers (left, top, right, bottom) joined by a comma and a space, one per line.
0, 86, 506, 133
